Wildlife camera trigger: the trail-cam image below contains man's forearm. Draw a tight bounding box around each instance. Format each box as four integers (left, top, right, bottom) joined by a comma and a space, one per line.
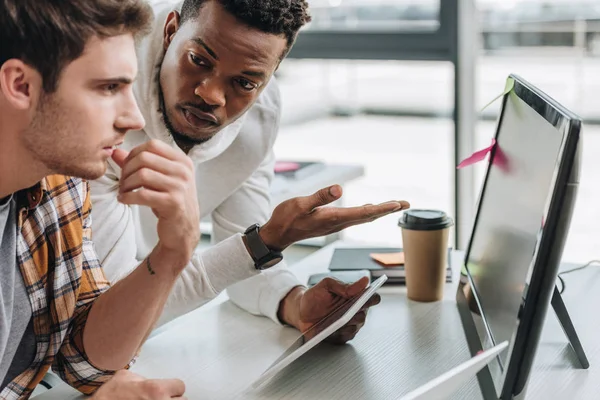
83, 245, 188, 370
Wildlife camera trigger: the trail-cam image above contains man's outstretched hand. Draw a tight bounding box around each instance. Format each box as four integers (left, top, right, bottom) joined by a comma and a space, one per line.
259, 185, 409, 251
278, 277, 381, 344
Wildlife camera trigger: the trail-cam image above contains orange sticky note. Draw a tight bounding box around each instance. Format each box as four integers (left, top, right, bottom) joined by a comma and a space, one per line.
370, 252, 405, 267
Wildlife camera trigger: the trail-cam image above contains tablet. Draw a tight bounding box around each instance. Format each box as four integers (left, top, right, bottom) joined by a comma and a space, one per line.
252, 275, 388, 389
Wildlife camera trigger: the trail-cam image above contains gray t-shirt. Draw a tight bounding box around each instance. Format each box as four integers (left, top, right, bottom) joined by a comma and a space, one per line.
0, 196, 36, 389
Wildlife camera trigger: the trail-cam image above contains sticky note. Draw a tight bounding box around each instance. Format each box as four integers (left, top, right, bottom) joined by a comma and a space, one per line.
457, 77, 515, 170
480, 77, 515, 112
457, 138, 510, 172
370, 252, 405, 267
457, 139, 496, 169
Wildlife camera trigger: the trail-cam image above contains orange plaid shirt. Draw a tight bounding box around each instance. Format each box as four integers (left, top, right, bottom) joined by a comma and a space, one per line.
1, 176, 119, 400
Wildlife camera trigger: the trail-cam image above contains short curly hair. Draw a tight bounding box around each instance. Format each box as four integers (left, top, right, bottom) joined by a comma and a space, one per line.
180, 0, 311, 57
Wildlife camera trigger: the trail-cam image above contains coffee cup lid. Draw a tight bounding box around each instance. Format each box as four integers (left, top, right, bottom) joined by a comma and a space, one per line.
398, 209, 454, 231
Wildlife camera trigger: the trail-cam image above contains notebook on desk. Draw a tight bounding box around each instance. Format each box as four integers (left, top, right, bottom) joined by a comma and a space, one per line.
328, 248, 452, 284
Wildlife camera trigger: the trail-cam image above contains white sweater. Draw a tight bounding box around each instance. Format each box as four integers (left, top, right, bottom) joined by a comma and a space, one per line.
89, 1, 301, 327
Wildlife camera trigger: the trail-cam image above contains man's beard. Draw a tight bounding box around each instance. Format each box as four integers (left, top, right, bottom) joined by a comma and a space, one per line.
158, 88, 211, 152
23, 92, 106, 180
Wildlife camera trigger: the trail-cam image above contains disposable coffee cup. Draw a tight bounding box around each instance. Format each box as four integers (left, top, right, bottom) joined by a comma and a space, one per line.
398, 209, 454, 302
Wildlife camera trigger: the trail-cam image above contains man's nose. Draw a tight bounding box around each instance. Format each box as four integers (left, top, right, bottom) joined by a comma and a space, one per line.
115, 95, 145, 133
194, 79, 226, 108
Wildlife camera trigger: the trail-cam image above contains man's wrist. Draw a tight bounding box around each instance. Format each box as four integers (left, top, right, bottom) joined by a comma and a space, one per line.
151, 243, 190, 277
277, 286, 306, 330
258, 223, 285, 252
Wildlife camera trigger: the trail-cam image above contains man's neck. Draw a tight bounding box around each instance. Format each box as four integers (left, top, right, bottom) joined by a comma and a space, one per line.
0, 123, 46, 199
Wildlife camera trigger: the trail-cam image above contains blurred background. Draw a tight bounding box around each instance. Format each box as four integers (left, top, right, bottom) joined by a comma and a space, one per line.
274, 0, 600, 264
159, 0, 600, 264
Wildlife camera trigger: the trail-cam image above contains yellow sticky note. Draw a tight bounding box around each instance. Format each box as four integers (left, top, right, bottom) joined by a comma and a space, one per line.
370, 252, 405, 267
480, 77, 515, 113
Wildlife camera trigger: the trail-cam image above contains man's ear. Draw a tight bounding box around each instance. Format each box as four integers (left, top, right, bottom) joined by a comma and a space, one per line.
163, 11, 181, 51
0, 59, 41, 111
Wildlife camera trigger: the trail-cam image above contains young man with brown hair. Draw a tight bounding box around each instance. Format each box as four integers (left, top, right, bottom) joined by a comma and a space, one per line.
0, 1, 197, 398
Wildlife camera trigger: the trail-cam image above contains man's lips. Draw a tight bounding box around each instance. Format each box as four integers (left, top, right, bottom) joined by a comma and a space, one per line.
183, 107, 218, 125
102, 142, 123, 156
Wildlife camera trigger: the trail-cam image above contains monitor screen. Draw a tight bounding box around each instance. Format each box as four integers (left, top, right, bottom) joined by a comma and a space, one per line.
461, 88, 568, 394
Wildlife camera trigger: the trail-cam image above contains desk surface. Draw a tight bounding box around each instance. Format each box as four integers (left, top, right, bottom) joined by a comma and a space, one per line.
35, 242, 600, 400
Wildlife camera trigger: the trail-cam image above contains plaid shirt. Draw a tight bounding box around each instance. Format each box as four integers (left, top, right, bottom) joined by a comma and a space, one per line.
1, 176, 117, 400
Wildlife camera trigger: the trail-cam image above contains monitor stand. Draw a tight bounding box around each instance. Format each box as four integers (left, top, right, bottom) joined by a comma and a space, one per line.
551, 285, 589, 369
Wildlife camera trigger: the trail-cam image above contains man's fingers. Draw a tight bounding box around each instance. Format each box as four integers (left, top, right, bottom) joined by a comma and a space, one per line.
320, 276, 366, 298
126, 139, 186, 164
321, 202, 410, 234
346, 276, 370, 298
361, 293, 381, 310
319, 200, 410, 229
339, 325, 360, 336
319, 277, 351, 298
162, 378, 186, 397
111, 148, 129, 169
297, 185, 343, 212
144, 378, 186, 397
119, 168, 177, 194
117, 189, 173, 211
329, 325, 359, 344
120, 151, 186, 183
318, 276, 369, 300
348, 310, 367, 326
341, 312, 367, 333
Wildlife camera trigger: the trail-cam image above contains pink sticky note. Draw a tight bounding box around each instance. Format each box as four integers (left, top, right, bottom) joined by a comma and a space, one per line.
493, 143, 509, 172
457, 139, 510, 173
457, 139, 497, 169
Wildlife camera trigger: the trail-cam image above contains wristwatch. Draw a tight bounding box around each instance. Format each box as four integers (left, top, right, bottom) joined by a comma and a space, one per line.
243, 223, 283, 270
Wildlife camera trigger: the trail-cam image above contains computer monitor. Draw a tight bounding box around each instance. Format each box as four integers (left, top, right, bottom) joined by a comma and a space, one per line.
456, 74, 582, 400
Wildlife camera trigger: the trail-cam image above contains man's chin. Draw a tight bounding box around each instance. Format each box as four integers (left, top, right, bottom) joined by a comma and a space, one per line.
171, 129, 214, 147
60, 162, 107, 181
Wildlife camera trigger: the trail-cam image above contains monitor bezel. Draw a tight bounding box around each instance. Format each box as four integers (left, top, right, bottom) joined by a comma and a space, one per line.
456, 74, 582, 399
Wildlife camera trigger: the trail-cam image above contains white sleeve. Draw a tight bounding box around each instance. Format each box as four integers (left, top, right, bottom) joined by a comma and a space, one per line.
88, 161, 140, 282
89, 161, 259, 328
211, 149, 303, 324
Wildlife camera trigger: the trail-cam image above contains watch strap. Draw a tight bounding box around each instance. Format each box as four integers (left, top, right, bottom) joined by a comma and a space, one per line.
245, 224, 271, 262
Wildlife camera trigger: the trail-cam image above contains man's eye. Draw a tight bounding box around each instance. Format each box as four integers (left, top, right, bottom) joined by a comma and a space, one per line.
190, 53, 208, 67
237, 79, 257, 91
104, 83, 119, 93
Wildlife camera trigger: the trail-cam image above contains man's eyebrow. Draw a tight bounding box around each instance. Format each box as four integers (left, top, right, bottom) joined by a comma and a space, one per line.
191, 37, 219, 60
93, 76, 135, 85
242, 70, 266, 79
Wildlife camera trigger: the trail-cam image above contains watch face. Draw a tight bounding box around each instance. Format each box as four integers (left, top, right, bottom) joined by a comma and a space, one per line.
258, 255, 283, 270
